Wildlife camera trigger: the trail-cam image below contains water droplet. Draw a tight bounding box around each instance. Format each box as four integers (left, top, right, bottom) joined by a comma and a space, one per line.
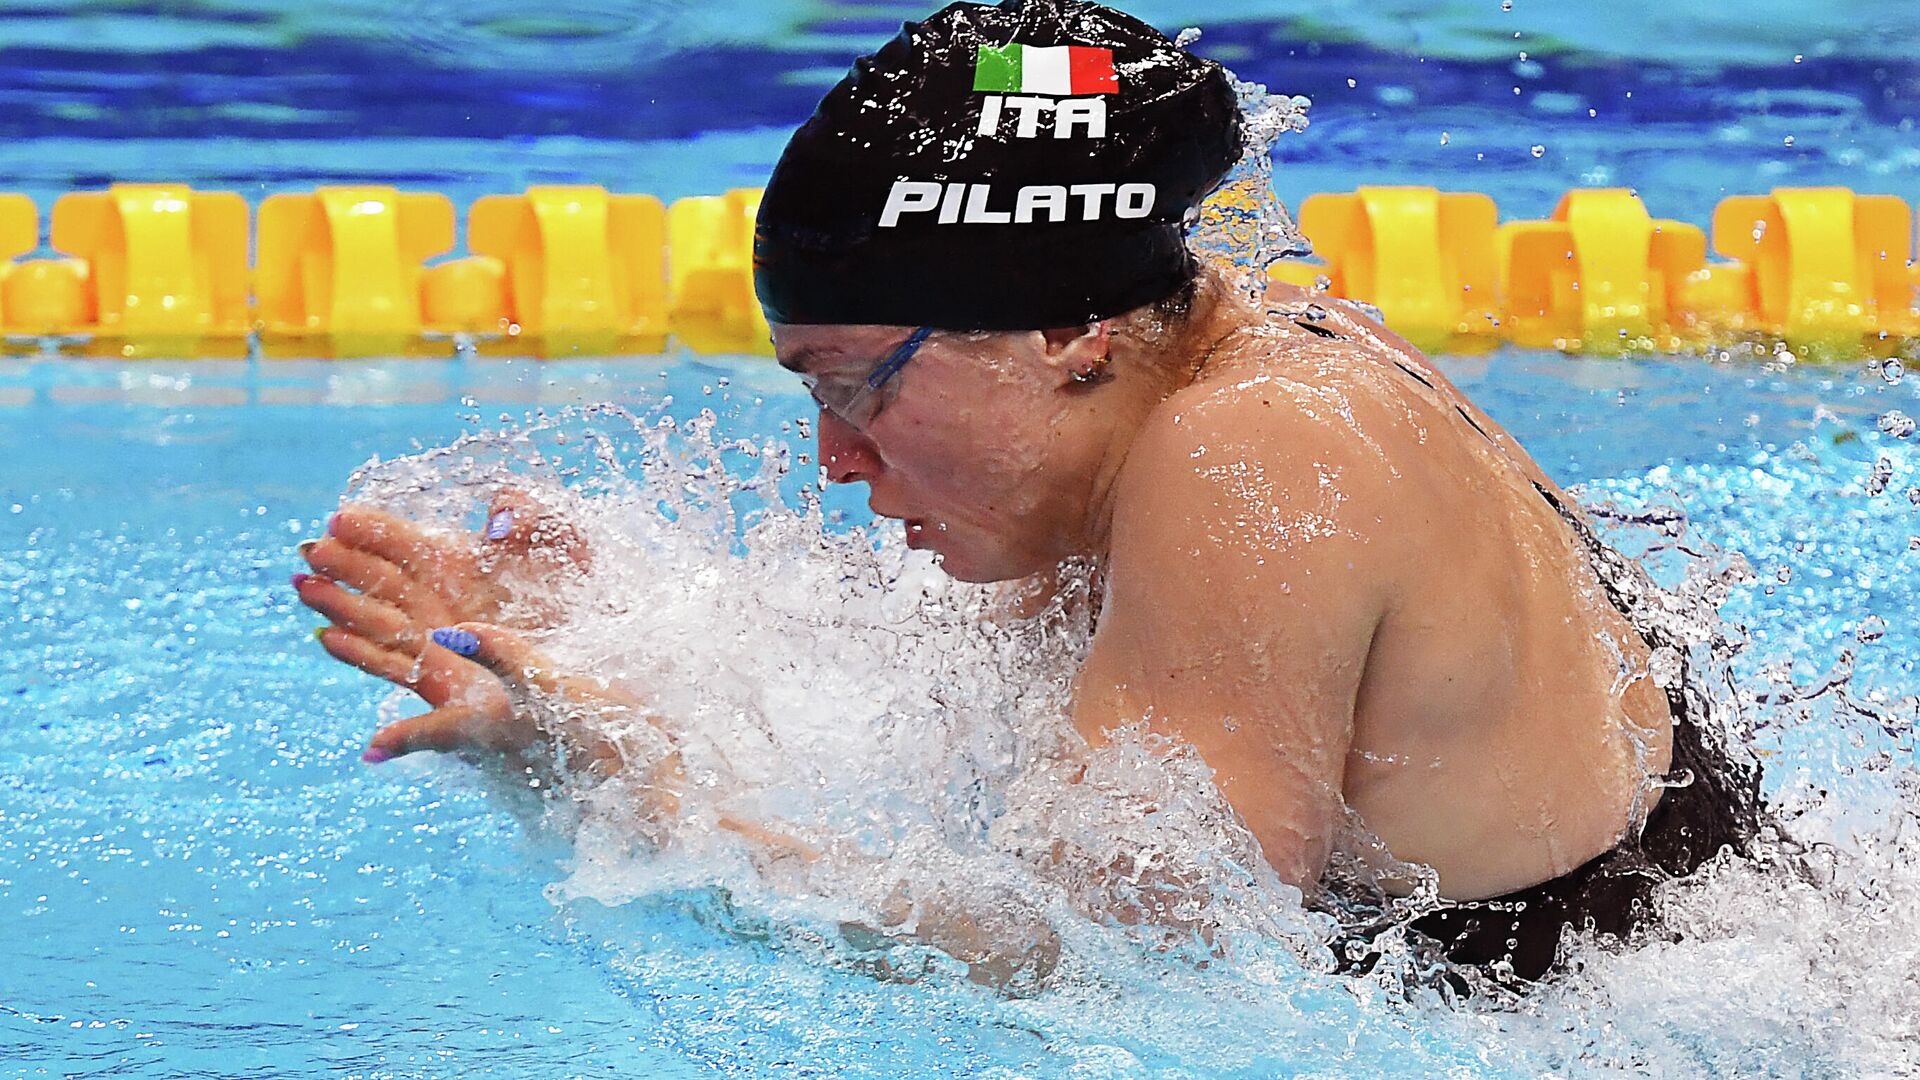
1501, 0, 1513, 9
1653, 767, 1695, 790
1346, 78, 1357, 88
1783, 135, 1796, 147
1866, 456, 1894, 496
1648, 646, 1683, 687
1530, 144, 1546, 158
1878, 410, 1915, 439
1751, 220, 1768, 242
1439, 131, 1451, 145
1856, 616, 1888, 644
1880, 358, 1904, 384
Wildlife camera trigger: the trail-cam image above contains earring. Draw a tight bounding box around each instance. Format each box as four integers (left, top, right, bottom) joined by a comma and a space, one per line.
1070, 354, 1112, 384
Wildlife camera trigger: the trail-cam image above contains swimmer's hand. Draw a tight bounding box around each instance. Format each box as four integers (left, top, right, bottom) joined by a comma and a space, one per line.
310, 609, 634, 775
298, 488, 590, 636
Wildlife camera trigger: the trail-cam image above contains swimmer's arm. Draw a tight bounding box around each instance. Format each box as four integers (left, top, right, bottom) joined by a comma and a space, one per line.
1069, 394, 1392, 889
348, 624, 1053, 983
708, 815, 1061, 986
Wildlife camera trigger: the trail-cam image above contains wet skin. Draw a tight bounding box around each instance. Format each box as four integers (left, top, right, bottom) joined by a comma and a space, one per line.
774, 277, 1674, 901
300, 275, 1673, 906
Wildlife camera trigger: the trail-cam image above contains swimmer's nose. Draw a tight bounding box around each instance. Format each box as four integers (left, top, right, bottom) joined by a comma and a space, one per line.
818, 408, 884, 485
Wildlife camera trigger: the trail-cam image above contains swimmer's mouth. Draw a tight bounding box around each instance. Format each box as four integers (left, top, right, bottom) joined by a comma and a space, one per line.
871, 503, 933, 545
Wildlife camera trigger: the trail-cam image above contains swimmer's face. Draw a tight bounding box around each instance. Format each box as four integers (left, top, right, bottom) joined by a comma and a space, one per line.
773, 322, 1113, 583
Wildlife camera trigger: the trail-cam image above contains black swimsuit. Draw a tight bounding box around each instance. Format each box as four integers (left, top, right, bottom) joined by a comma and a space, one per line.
1308, 320, 1767, 984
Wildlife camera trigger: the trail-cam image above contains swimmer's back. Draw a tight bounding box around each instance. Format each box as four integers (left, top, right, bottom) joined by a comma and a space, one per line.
1154, 290, 1675, 901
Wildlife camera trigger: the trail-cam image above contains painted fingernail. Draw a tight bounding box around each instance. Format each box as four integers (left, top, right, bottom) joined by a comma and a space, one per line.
297, 539, 319, 556
361, 746, 393, 764
327, 512, 342, 535
431, 627, 480, 657
291, 572, 311, 588
312, 627, 329, 642
485, 509, 514, 541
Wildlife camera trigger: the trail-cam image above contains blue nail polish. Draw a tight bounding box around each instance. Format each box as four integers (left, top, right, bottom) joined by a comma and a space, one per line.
485, 510, 514, 541
432, 627, 481, 657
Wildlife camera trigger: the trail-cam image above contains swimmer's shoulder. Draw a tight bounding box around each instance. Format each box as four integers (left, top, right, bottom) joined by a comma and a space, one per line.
1114, 352, 1416, 577
1210, 301, 1562, 499
1156, 321, 1424, 490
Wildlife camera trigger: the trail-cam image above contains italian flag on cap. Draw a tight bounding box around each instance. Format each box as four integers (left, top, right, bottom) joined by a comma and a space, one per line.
973, 44, 1118, 96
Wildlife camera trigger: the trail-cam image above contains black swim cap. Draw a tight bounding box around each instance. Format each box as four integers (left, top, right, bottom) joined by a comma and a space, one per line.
754, 0, 1243, 331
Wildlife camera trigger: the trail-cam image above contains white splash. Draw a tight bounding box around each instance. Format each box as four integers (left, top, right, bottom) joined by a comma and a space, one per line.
333, 367, 1920, 1073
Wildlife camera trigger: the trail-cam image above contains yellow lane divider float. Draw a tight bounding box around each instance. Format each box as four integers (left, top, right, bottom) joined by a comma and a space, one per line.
665, 187, 769, 357
257, 186, 454, 358
1278, 185, 1917, 357
1708, 188, 1917, 346
444, 185, 670, 355
0, 183, 1911, 359
1496, 188, 1704, 353
1276, 186, 1502, 347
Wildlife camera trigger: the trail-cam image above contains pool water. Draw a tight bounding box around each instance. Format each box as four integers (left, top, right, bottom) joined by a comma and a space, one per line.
4, 349, 1918, 1076
0, 1, 1913, 232
4, 0, 1920, 1075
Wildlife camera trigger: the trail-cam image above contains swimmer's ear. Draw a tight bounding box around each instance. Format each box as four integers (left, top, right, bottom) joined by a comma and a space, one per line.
1037, 321, 1112, 385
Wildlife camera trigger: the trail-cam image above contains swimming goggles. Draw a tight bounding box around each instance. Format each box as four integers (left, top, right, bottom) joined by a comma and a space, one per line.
803, 325, 934, 429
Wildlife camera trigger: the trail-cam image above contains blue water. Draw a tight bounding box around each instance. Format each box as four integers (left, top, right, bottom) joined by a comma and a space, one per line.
0, 1, 1911, 231
5, 351, 1918, 1074
4, 0, 1920, 1075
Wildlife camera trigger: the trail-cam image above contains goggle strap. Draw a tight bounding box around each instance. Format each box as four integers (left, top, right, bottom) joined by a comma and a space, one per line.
865, 326, 934, 391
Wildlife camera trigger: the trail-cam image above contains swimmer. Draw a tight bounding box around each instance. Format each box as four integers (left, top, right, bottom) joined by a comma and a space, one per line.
297, 0, 1761, 984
